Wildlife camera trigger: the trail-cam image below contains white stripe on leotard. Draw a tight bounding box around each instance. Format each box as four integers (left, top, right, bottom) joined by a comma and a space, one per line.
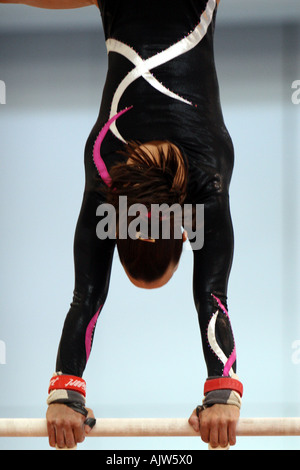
106, 0, 217, 142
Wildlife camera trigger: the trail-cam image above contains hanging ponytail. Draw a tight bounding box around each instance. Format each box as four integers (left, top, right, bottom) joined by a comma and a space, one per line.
102, 140, 189, 283
104, 140, 187, 207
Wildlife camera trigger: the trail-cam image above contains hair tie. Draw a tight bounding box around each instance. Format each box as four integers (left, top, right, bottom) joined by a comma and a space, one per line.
135, 231, 156, 243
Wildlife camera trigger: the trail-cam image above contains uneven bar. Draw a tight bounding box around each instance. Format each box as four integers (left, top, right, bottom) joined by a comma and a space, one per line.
0, 417, 300, 437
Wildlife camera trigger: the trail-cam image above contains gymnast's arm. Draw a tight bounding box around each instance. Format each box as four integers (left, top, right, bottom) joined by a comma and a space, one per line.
0, 0, 98, 8
186, 193, 241, 448
47, 192, 116, 448
55, 192, 116, 377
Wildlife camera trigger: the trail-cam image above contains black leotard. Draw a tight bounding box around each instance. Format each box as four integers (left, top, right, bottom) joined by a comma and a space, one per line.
55, 0, 237, 396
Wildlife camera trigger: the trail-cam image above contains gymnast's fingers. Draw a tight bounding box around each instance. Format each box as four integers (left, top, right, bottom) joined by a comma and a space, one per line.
228, 417, 237, 446
47, 421, 56, 448
188, 408, 200, 433
83, 408, 96, 436
54, 424, 68, 449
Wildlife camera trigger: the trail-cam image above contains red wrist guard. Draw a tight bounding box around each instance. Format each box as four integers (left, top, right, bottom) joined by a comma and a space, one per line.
48, 375, 86, 397
204, 377, 243, 398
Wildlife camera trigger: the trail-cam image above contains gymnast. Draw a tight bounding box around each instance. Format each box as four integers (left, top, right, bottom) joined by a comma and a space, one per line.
1, 0, 243, 449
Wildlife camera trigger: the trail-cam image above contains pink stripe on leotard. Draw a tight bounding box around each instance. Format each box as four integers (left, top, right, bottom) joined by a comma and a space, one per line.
223, 345, 236, 377
211, 294, 229, 316
93, 107, 133, 187
211, 293, 236, 377
85, 306, 102, 362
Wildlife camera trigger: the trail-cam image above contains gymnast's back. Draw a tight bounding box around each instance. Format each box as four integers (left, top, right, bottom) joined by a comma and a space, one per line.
87, 0, 234, 202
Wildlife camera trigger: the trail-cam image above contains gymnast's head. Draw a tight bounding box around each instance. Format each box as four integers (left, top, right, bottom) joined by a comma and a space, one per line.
103, 140, 188, 289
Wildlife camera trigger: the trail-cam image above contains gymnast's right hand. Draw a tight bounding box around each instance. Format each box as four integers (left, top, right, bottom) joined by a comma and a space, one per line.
46, 404, 95, 449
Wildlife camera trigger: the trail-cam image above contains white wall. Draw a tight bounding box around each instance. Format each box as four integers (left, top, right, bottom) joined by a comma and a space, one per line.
0, 7, 300, 450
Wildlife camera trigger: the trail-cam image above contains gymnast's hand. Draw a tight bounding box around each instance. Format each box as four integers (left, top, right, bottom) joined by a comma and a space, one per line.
46, 404, 95, 449
188, 404, 240, 449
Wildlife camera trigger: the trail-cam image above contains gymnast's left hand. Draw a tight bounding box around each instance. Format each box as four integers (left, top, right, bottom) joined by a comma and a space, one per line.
46, 404, 95, 449
188, 404, 239, 449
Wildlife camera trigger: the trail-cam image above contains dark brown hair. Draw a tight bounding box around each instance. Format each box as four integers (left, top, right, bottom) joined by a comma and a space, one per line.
101, 140, 188, 283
